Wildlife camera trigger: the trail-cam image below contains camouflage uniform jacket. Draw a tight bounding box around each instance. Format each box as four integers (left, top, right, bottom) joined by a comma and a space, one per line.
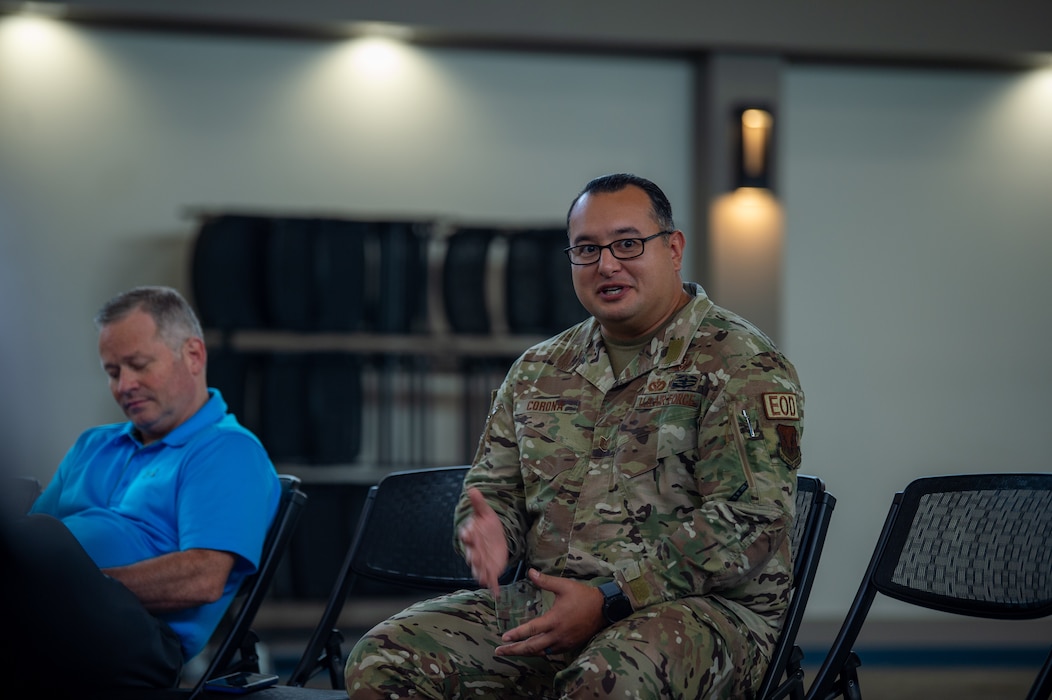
456, 282, 803, 639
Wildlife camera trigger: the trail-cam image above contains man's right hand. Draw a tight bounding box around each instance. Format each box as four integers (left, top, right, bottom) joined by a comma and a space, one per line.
458, 487, 509, 599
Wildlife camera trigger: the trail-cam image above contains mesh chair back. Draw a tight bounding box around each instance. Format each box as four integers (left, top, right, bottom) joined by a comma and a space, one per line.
289, 465, 500, 688
790, 477, 819, 576
873, 473, 1052, 618
806, 472, 1052, 700
756, 474, 837, 700
350, 466, 477, 588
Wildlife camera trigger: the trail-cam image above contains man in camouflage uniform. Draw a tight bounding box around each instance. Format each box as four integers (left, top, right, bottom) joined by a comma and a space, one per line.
344, 173, 803, 699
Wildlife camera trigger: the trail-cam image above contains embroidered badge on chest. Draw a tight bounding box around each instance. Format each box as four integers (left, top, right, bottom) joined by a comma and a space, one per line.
635, 373, 703, 410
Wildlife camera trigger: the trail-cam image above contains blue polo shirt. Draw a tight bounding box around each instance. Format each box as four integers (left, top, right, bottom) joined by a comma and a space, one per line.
31, 389, 280, 659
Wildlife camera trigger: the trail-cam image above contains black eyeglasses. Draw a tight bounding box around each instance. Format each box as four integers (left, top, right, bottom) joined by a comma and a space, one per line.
563, 231, 672, 266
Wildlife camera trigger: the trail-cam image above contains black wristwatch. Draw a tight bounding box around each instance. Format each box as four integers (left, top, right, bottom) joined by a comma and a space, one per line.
599, 580, 633, 624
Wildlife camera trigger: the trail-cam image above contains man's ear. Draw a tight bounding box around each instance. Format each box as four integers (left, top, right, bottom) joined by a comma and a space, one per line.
668, 230, 686, 270
183, 336, 207, 376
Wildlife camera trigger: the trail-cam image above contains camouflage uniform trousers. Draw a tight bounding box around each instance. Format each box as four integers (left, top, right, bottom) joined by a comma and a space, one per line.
344, 580, 771, 699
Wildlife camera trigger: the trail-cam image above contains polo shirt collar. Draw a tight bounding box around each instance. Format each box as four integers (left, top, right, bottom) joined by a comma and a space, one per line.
118, 389, 227, 448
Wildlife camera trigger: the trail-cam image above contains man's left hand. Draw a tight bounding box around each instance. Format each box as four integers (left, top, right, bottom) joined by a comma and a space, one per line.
494, 568, 606, 657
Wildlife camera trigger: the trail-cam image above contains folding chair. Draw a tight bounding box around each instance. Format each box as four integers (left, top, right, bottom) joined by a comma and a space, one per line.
287, 465, 519, 689
755, 474, 838, 700
805, 472, 1052, 700
4, 475, 42, 515
198, 473, 308, 682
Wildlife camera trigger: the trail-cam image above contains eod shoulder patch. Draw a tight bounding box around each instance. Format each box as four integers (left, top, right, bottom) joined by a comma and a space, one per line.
762, 393, 800, 421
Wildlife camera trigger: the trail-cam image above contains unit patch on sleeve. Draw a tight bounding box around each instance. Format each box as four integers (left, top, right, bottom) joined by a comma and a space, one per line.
762, 393, 800, 421
776, 424, 802, 469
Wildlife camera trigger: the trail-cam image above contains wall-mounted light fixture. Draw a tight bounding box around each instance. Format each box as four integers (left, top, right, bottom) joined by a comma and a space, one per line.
733, 106, 774, 191
711, 104, 782, 340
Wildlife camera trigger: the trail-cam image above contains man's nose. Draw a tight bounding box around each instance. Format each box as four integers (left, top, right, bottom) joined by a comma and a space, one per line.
115, 372, 139, 394
595, 246, 622, 273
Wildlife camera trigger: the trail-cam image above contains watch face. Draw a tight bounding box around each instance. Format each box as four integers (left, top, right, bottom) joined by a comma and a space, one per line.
601, 582, 633, 623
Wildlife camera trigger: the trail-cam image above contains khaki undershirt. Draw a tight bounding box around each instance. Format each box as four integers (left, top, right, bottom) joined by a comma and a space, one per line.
603, 287, 694, 377
604, 333, 656, 377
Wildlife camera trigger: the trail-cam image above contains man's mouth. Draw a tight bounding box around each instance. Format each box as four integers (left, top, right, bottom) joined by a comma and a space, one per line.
599, 285, 626, 299
123, 398, 149, 413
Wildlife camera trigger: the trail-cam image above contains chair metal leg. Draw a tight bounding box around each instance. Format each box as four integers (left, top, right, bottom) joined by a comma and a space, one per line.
765, 669, 805, 700
238, 630, 261, 673
1025, 644, 1052, 700
839, 652, 862, 700
806, 500, 900, 700
325, 629, 346, 690
786, 646, 807, 700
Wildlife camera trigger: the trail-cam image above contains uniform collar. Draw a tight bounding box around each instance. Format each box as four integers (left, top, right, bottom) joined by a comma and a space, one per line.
556, 283, 714, 390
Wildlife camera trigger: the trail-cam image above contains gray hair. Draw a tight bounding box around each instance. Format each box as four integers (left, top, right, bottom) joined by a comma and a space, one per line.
94, 286, 203, 351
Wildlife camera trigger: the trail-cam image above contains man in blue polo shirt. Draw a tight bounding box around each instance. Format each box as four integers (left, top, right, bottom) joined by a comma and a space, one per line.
8, 286, 280, 691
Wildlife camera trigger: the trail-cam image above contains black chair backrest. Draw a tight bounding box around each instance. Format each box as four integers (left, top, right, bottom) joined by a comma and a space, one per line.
873, 473, 1052, 618
790, 476, 819, 575
198, 474, 308, 683
755, 474, 837, 700
806, 472, 1052, 700
289, 465, 522, 688
349, 465, 479, 589
6, 476, 42, 516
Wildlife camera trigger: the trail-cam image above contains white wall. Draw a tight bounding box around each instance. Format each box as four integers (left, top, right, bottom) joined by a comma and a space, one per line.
0, 17, 692, 478
782, 63, 1052, 619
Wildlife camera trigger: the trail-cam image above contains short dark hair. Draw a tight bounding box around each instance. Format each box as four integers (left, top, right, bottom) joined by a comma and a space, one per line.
566, 173, 675, 232
94, 286, 203, 351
